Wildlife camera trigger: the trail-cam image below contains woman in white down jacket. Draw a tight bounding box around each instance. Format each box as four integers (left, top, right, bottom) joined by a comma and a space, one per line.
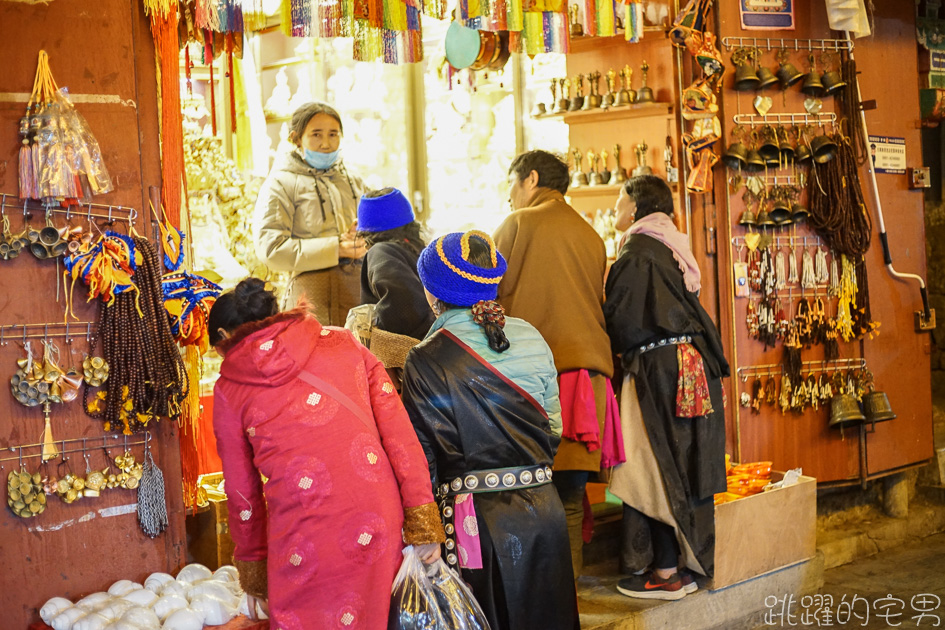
252, 102, 366, 325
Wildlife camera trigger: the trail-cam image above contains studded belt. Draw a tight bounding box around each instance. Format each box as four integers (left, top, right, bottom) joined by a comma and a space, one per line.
638, 335, 693, 355
437, 464, 553, 499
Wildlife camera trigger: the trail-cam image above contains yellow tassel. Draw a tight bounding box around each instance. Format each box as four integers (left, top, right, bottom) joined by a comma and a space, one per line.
41, 405, 58, 462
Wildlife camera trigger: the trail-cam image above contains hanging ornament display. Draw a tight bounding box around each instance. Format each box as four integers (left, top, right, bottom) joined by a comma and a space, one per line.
17, 50, 114, 203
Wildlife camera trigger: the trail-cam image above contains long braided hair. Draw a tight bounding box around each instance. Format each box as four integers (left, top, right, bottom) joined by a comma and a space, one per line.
433, 238, 510, 353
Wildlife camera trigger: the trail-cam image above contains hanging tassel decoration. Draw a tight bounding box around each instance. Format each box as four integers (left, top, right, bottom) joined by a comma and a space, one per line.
205, 32, 218, 136
787, 247, 799, 284
40, 404, 59, 461
227, 37, 237, 134
138, 439, 169, 538
179, 344, 203, 512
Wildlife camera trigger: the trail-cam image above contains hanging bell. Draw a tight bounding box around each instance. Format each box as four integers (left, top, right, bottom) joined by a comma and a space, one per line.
758, 131, 780, 163
862, 391, 896, 424
821, 70, 847, 96
795, 143, 813, 165
756, 66, 780, 90
744, 149, 766, 173
801, 69, 825, 97
769, 199, 792, 225
776, 62, 805, 89
738, 209, 757, 226
722, 142, 748, 170
792, 202, 810, 222
755, 208, 775, 227
810, 134, 838, 164
779, 134, 795, 164
828, 393, 865, 429
734, 63, 761, 91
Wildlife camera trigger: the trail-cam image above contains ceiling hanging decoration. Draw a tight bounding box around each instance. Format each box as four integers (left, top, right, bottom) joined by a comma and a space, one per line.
458, 0, 566, 55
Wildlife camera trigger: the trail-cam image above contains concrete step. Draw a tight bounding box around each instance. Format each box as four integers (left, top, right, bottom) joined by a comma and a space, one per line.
576, 553, 825, 630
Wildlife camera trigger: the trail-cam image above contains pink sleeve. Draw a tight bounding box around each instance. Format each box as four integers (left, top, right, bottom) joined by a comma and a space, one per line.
360, 345, 436, 510
212, 385, 268, 562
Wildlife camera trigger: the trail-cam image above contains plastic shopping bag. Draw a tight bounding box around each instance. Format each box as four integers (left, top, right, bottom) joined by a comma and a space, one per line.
389, 546, 491, 630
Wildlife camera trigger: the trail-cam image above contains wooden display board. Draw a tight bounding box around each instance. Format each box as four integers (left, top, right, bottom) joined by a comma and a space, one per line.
0, 0, 186, 626
713, 0, 933, 483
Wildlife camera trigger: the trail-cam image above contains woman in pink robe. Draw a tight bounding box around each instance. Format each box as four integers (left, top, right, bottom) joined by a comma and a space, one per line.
209, 278, 445, 629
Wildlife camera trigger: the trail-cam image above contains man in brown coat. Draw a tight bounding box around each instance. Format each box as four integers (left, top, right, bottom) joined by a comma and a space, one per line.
493, 149, 614, 578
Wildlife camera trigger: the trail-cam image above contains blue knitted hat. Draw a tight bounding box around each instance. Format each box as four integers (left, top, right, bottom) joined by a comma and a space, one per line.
357, 188, 415, 233
417, 231, 507, 307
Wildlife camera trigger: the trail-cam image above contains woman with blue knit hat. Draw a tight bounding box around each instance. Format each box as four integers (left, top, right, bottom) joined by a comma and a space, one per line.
401, 231, 580, 630
356, 188, 433, 341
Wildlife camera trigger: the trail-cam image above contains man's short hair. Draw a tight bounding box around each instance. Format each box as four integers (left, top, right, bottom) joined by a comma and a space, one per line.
508, 150, 569, 194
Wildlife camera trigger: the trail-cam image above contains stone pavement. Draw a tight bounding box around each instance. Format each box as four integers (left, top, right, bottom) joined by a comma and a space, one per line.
751, 531, 945, 629
576, 491, 945, 630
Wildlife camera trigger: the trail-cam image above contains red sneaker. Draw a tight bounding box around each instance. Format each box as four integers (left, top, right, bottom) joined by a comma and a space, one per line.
680, 569, 699, 594
616, 571, 686, 601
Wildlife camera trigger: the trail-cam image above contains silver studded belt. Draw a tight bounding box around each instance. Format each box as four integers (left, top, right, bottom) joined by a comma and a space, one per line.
436, 464, 553, 499
638, 335, 693, 355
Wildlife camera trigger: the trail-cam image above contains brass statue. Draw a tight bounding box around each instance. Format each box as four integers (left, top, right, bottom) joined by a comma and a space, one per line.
569, 74, 585, 111
611, 143, 628, 183
570, 148, 588, 187
615, 65, 635, 106
637, 60, 655, 103
633, 141, 653, 176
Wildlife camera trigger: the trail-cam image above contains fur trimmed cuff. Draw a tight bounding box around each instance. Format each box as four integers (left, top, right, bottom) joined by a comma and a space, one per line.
403, 501, 446, 546
234, 558, 268, 599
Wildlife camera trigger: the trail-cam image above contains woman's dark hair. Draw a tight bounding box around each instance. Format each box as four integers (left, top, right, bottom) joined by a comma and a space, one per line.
508, 150, 569, 195
623, 175, 674, 220
434, 238, 511, 353
288, 102, 343, 146
358, 222, 426, 256
208, 278, 280, 346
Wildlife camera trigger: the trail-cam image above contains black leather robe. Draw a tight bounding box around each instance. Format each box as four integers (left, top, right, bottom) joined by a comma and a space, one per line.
401, 330, 579, 630
604, 233, 730, 576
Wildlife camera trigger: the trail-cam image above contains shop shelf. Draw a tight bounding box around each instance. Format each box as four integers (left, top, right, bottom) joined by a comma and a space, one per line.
260, 57, 312, 72
533, 102, 673, 124
569, 28, 669, 54
567, 184, 623, 197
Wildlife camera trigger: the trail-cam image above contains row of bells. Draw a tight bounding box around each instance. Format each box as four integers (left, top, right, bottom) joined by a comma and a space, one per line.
733, 61, 846, 96
738, 200, 808, 228
829, 390, 896, 429
722, 134, 838, 172
0, 225, 86, 261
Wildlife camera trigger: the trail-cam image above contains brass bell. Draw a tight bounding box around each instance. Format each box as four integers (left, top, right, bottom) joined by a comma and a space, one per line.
570, 170, 588, 188
758, 131, 780, 163
738, 209, 757, 226
822, 70, 847, 96
29, 241, 49, 260
801, 69, 825, 97
755, 209, 775, 227
792, 203, 810, 222
779, 134, 795, 164
829, 393, 865, 428
734, 62, 761, 91
722, 142, 748, 170
862, 391, 896, 424
776, 62, 804, 89
769, 199, 792, 225
795, 143, 813, 164
810, 134, 838, 164
756, 66, 779, 90
744, 149, 766, 173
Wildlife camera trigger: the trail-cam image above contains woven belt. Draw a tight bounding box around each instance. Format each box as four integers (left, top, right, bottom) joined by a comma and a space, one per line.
638, 335, 693, 355
437, 464, 553, 499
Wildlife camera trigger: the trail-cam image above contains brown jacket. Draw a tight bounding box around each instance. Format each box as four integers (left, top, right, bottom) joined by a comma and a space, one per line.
494, 189, 613, 471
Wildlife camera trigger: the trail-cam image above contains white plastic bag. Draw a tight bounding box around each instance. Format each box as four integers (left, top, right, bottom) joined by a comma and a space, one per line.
388, 546, 490, 630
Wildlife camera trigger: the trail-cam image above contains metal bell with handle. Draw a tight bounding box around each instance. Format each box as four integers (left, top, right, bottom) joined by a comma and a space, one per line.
756, 66, 779, 90
722, 142, 748, 170
769, 198, 792, 225
776, 61, 804, 89
862, 391, 896, 424
738, 209, 757, 226
828, 393, 865, 429
822, 69, 847, 96
734, 62, 761, 91
744, 148, 766, 173
755, 208, 775, 227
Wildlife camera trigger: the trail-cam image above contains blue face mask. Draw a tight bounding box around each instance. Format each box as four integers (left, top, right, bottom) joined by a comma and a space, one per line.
302, 148, 341, 170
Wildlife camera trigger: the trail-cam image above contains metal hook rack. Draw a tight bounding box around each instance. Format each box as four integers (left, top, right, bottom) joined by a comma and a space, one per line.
731, 235, 824, 248
736, 357, 866, 381
0, 321, 95, 345
721, 37, 854, 53
733, 112, 838, 127
0, 194, 138, 226
0, 431, 151, 464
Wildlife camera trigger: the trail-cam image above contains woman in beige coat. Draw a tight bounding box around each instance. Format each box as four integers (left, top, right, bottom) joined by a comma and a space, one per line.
253, 102, 366, 325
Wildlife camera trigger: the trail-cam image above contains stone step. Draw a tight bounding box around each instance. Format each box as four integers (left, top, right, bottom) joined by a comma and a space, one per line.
577, 552, 825, 630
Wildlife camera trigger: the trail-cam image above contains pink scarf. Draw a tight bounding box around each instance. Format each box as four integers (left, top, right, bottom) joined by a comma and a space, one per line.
627, 213, 702, 293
